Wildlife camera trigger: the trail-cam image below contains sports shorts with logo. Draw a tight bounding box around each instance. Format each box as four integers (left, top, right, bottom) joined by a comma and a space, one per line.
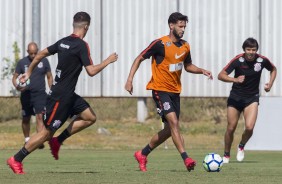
227, 93, 259, 112
43, 93, 90, 132
20, 90, 47, 117
152, 90, 180, 123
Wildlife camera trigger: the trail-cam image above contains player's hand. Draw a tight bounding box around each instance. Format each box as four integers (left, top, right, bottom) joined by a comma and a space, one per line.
107, 53, 118, 63
235, 75, 245, 83
264, 82, 272, 92
202, 70, 213, 80
19, 73, 30, 83
125, 80, 133, 95
15, 73, 29, 92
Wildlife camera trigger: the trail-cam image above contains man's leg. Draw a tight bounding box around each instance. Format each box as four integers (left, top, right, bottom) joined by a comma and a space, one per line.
165, 112, 184, 152
223, 107, 240, 163
134, 122, 171, 172
49, 107, 96, 160
7, 126, 53, 174
164, 112, 196, 171
35, 113, 45, 149
66, 107, 96, 135
237, 102, 258, 162
22, 116, 31, 143
35, 113, 44, 133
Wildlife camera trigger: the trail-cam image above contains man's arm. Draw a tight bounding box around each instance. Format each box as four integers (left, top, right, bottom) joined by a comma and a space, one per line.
85, 53, 118, 77
12, 73, 19, 89
46, 71, 53, 89
264, 66, 277, 92
184, 63, 213, 79
218, 69, 245, 83
124, 55, 145, 95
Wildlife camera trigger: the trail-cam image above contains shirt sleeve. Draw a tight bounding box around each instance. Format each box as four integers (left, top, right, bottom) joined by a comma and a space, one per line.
140, 39, 163, 59
224, 59, 238, 74
14, 60, 22, 74
184, 51, 192, 64
80, 42, 93, 67
47, 41, 59, 55
44, 58, 51, 72
263, 58, 275, 71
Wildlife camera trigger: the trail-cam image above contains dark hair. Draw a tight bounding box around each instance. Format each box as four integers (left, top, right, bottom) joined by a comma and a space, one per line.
242, 37, 259, 50
73, 12, 91, 24
168, 12, 188, 24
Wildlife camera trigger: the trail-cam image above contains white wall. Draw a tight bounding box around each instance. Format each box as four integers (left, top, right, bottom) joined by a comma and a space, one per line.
0, 0, 281, 97
245, 97, 282, 150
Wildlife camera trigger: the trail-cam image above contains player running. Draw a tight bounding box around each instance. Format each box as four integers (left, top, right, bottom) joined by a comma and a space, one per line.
7, 11, 118, 174
125, 12, 213, 172
218, 37, 276, 163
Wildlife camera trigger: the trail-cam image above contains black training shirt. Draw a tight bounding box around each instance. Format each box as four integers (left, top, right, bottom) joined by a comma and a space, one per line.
47, 34, 93, 100
15, 56, 51, 92
224, 53, 274, 98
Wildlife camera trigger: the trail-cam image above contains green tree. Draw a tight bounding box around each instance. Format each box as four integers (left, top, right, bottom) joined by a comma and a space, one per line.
1, 42, 21, 80
1, 42, 21, 96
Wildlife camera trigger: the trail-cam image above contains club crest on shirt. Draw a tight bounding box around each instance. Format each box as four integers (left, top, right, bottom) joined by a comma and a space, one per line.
256, 57, 263, 63
254, 63, 262, 72
163, 102, 171, 111
38, 62, 43, 68
166, 41, 172, 47
53, 120, 62, 129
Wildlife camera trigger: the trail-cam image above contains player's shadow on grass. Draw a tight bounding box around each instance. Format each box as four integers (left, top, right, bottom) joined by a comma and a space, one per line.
48, 171, 99, 174
229, 160, 258, 163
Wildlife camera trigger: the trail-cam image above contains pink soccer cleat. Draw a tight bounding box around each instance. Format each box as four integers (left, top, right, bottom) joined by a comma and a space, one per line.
48, 137, 61, 160
184, 157, 196, 172
7, 156, 25, 174
134, 150, 148, 172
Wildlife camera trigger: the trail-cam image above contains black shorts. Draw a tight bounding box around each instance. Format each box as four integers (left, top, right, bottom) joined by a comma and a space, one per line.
152, 90, 180, 123
20, 90, 47, 117
227, 93, 259, 112
43, 93, 90, 132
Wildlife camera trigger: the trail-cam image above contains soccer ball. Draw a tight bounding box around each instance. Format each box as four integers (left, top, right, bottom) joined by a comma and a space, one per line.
202, 153, 223, 172
16, 75, 30, 88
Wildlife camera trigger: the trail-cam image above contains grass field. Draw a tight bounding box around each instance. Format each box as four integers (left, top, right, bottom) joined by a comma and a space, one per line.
1, 119, 282, 184
1, 149, 282, 184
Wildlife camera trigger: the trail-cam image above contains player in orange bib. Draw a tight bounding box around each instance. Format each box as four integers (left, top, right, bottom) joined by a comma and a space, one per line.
125, 12, 213, 172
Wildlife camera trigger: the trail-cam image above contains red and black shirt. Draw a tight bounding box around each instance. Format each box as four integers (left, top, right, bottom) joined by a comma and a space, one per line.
47, 34, 93, 100
224, 53, 275, 98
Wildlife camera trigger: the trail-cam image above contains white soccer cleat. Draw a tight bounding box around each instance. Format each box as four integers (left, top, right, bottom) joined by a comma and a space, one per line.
223, 156, 230, 164
236, 148, 245, 162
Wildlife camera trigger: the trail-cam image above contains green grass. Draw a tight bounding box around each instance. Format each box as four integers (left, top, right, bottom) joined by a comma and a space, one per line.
1, 149, 281, 184
1, 97, 280, 183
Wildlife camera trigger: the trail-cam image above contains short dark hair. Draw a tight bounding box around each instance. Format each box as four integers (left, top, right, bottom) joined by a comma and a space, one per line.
242, 37, 259, 50
73, 12, 91, 24
168, 12, 188, 24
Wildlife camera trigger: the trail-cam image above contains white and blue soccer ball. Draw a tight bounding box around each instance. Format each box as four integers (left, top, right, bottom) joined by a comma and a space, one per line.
202, 153, 223, 172
16, 75, 30, 88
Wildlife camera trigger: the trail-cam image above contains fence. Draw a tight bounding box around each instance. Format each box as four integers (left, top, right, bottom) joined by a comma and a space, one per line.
1, 0, 281, 97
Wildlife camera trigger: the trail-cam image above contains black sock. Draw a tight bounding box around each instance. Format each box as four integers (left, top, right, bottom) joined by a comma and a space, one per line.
57, 129, 71, 144
181, 152, 188, 161
141, 144, 153, 156
239, 142, 245, 149
224, 152, 230, 157
14, 147, 30, 162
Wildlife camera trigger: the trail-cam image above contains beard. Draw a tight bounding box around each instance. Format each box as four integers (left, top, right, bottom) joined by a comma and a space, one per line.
172, 29, 183, 39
